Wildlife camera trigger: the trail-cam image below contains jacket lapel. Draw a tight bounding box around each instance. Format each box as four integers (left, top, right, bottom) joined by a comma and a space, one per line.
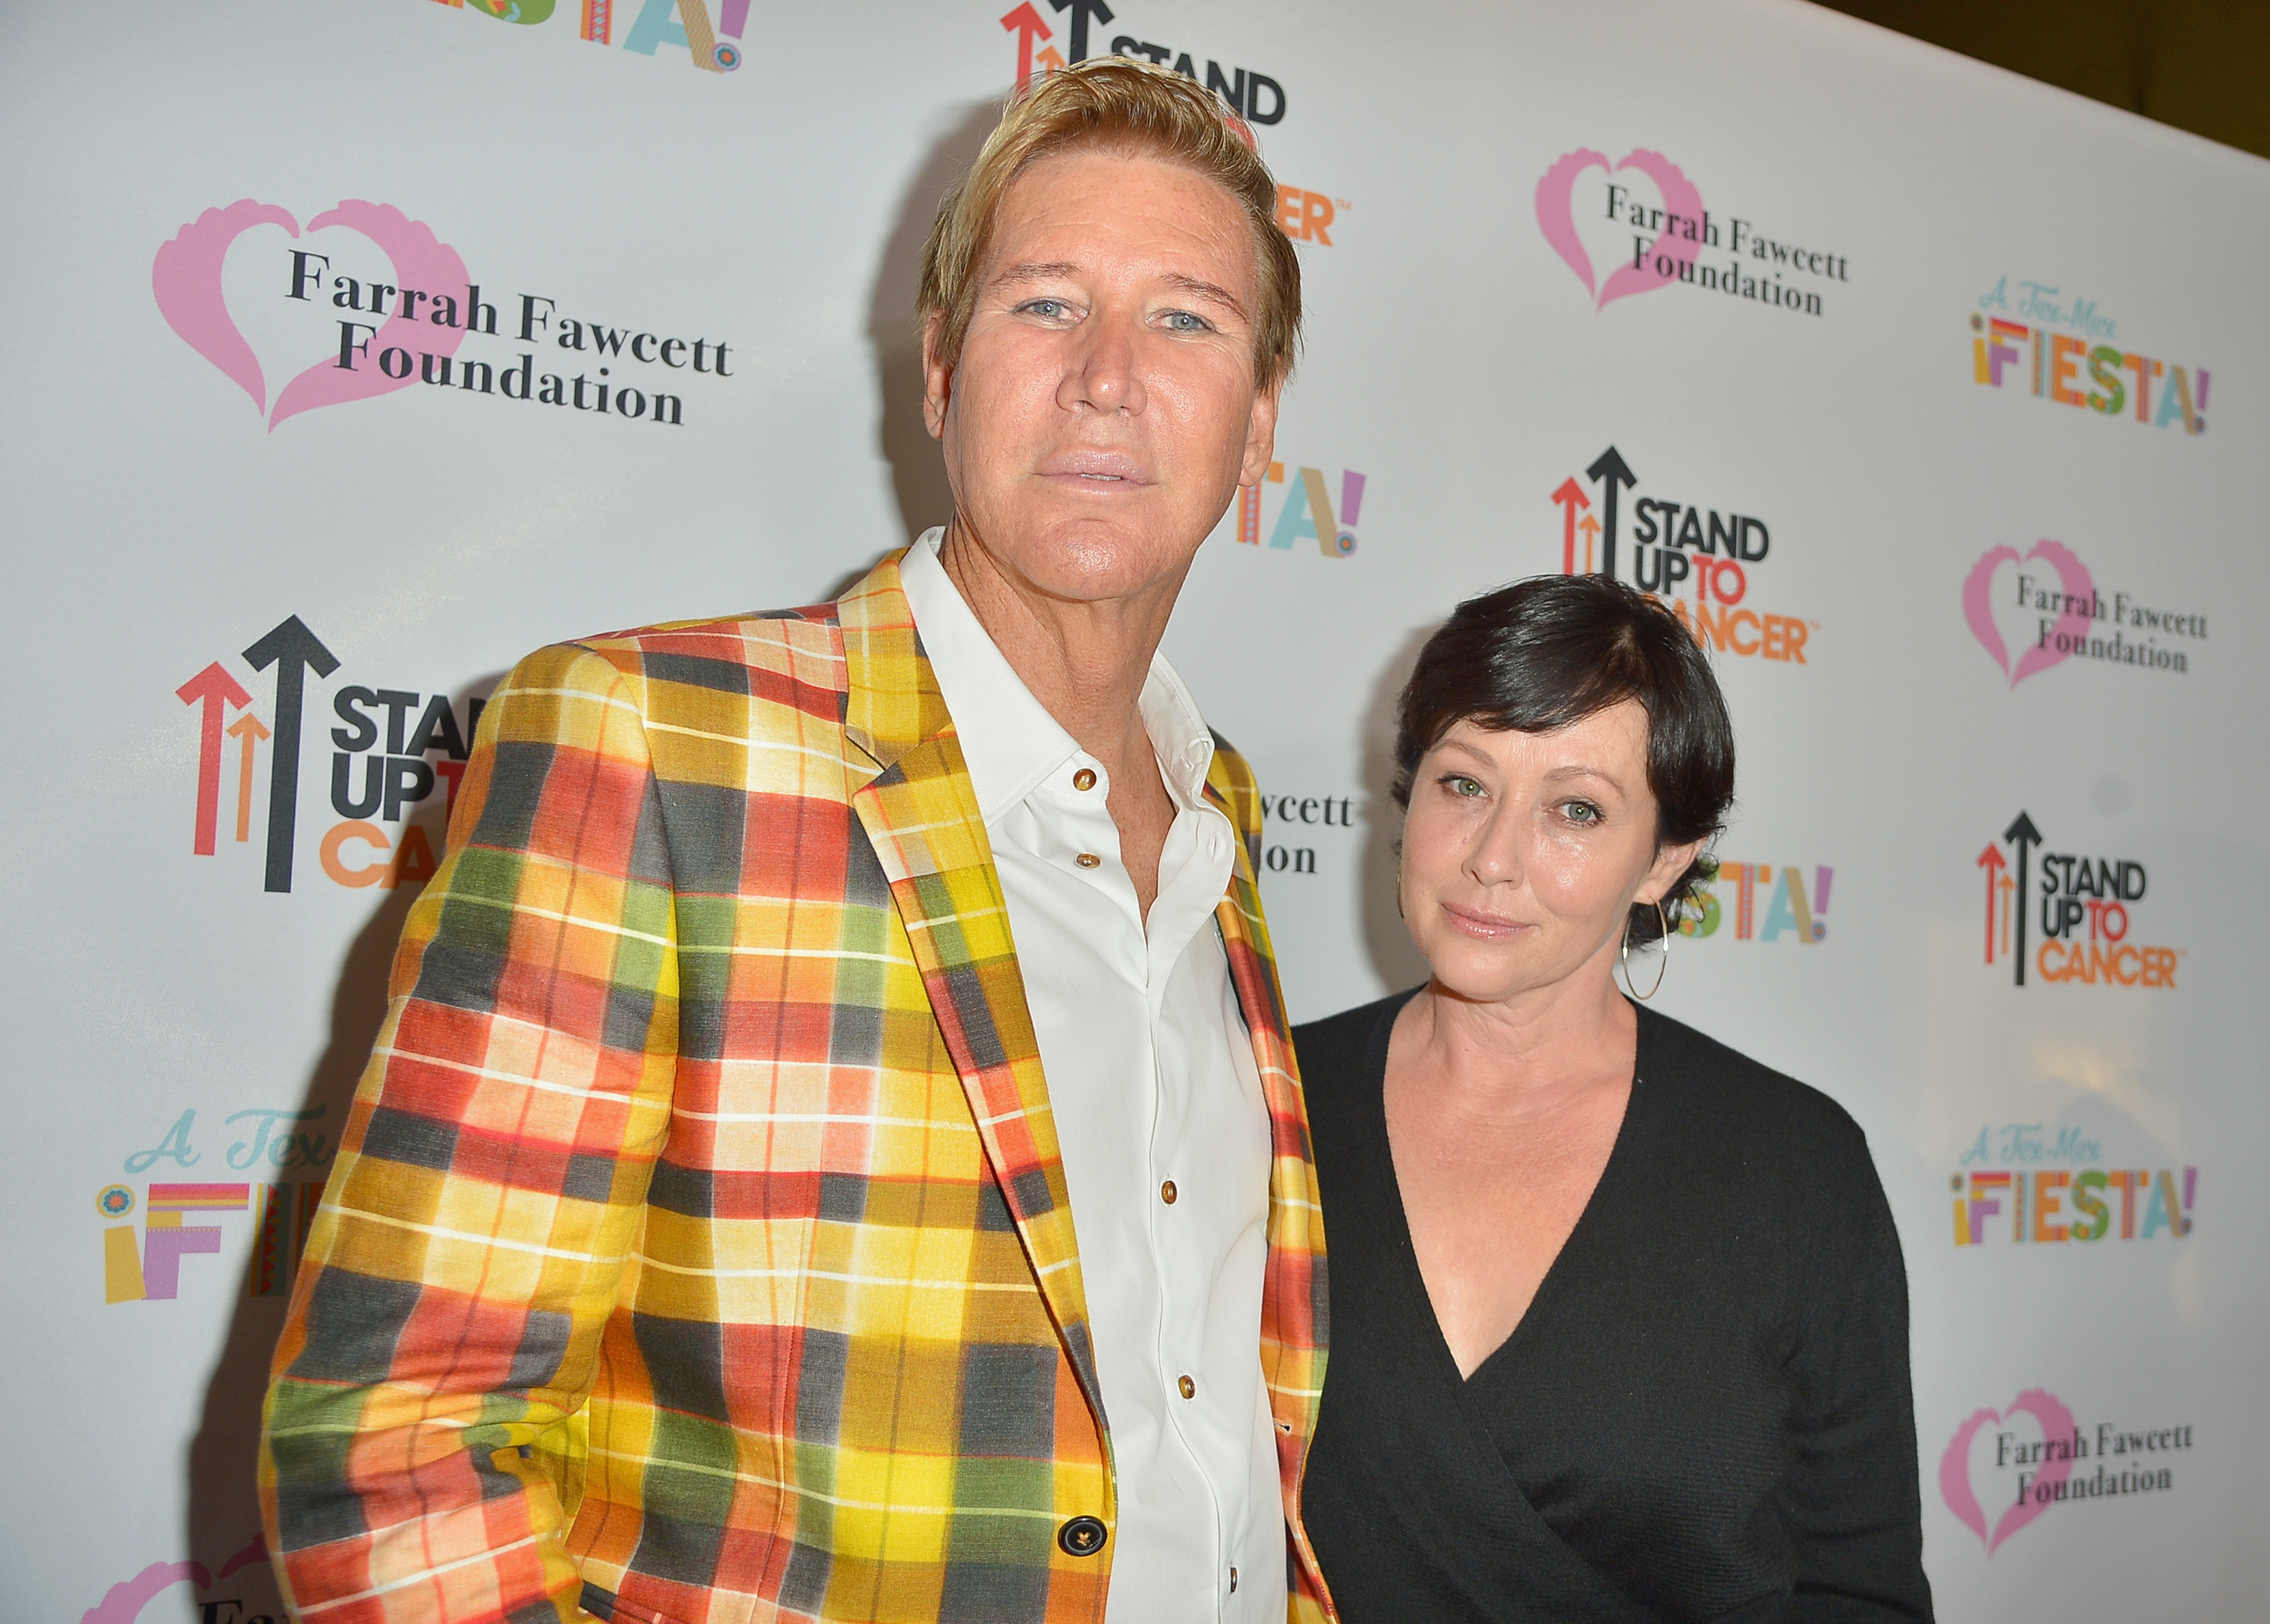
835, 553, 1104, 1417
1205, 754, 1333, 1611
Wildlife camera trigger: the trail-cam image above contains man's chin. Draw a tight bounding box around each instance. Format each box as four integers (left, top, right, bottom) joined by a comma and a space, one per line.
983, 512, 1203, 605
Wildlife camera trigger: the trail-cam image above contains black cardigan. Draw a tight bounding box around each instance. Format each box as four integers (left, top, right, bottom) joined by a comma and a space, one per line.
1295, 990, 1931, 1622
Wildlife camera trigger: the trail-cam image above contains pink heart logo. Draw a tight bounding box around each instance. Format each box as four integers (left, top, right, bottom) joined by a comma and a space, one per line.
1961, 540, 2094, 687
1939, 1388, 2076, 1554
152, 200, 468, 431
1534, 148, 1705, 310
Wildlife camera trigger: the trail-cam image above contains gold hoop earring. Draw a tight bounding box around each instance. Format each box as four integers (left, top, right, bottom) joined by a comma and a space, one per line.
1621, 899, 1671, 1000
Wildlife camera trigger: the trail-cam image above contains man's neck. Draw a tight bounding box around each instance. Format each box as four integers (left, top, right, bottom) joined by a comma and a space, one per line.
934, 518, 1180, 770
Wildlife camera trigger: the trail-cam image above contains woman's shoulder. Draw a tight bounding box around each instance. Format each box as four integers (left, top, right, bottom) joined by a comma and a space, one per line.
1291, 988, 1419, 1095
1634, 1003, 1874, 1167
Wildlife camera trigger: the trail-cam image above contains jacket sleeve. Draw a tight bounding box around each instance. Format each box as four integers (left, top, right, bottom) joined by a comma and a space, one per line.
260, 645, 679, 1624
1784, 1138, 1935, 1622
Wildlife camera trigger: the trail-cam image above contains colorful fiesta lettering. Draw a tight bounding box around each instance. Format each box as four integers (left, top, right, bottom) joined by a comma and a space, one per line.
1239, 462, 1364, 556
1968, 312, 2206, 434
1680, 863, 1830, 941
1951, 1166, 2195, 1246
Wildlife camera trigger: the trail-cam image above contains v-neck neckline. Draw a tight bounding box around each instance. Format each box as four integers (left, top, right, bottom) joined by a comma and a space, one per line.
1363, 988, 1650, 1389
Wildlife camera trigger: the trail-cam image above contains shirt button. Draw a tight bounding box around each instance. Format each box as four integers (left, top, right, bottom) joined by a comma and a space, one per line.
1160, 1180, 1177, 1204
1072, 767, 1097, 791
1178, 1374, 1196, 1400
1075, 853, 1101, 869
1057, 1515, 1108, 1557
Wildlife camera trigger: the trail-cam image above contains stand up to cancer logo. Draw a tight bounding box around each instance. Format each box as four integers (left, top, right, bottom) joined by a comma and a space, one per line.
1975, 811, 2180, 989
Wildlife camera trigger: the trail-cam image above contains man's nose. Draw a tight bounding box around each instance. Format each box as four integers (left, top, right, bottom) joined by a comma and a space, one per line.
1058, 309, 1146, 415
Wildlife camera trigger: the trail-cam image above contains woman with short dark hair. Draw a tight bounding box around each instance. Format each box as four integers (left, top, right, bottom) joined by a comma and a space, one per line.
1298, 574, 1931, 1622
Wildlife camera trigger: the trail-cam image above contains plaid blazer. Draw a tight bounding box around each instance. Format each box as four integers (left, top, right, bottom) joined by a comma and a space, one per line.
261, 554, 1333, 1624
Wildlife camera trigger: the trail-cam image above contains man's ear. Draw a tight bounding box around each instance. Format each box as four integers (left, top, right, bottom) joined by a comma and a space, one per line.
1237, 368, 1283, 488
922, 313, 953, 441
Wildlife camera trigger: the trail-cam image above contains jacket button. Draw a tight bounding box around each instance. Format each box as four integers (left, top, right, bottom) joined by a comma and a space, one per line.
1058, 1515, 1108, 1557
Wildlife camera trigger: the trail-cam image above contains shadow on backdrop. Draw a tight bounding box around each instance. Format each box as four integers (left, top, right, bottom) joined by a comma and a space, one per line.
1354, 623, 1435, 1000
866, 98, 999, 555
180, 689, 490, 1597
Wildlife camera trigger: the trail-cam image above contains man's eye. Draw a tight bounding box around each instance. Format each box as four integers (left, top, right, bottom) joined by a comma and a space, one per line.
1022, 299, 1070, 319
1163, 311, 1211, 333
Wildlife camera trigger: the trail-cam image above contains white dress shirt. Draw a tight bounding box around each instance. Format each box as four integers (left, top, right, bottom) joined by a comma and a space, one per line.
899, 530, 1286, 1622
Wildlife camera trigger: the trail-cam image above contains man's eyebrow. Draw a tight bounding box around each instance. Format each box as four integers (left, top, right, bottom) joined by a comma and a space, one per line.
990, 261, 1083, 288
1161, 272, 1248, 320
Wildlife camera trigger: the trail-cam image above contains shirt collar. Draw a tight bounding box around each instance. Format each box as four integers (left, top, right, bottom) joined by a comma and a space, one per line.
897, 528, 1218, 823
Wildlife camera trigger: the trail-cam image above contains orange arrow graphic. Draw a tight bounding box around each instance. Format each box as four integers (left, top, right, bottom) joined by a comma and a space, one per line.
1035, 43, 1066, 75
1578, 513, 1600, 575
226, 713, 272, 845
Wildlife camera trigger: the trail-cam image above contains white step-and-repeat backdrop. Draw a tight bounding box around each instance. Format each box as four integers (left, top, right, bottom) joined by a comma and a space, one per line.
4, 2, 2263, 1619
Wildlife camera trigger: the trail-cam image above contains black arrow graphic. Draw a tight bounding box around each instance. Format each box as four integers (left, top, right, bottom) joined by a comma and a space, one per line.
1048, 0, 1113, 61
1585, 445, 1637, 580
2003, 810, 2043, 987
244, 615, 340, 894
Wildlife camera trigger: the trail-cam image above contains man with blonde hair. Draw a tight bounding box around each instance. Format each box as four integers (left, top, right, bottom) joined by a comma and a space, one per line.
262, 60, 1331, 1624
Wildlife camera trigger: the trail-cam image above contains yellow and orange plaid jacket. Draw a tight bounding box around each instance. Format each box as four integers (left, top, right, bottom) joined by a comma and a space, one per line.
260, 555, 1332, 1624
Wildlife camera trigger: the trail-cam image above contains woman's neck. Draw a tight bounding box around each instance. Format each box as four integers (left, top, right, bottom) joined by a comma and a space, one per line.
1394, 966, 1639, 1121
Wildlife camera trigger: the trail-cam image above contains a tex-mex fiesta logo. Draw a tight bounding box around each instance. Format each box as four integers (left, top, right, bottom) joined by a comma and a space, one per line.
1550, 446, 1816, 664
1970, 275, 2209, 436
1001, 2, 1287, 124
155, 199, 731, 431
1962, 539, 2206, 685
176, 615, 480, 893
432, 0, 756, 75
96, 1104, 333, 1305
1976, 811, 2179, 989
1535, 148, 1849, 319
1234, 459, 1367, 557
1947, 1118, 2194, 1251
1941, 1389, 2196, 1557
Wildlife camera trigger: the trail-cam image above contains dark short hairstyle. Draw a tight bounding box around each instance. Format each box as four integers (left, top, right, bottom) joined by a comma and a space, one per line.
1391, 574, 1736, 944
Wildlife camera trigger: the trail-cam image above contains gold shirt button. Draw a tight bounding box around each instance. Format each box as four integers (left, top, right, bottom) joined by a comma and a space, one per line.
1178, 1374, 1196, 1400
1072, 767, 1097, 791
1075, 853, 1101, 869
1160, 1181, 1177, 1204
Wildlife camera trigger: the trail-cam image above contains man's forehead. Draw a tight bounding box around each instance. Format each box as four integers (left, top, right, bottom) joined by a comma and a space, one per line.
984, 155, 1258, 300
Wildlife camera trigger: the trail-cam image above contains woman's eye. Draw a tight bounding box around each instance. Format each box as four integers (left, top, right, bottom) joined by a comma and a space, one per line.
1563, 801, 1602, 824
1439, 774, 1485, 798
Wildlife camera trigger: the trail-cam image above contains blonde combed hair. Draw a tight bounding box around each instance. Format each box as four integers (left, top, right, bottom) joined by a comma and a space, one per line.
918, 58, 1302, 387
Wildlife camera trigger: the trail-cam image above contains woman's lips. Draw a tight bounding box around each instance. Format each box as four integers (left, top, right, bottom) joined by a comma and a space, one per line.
1439, 901, 1533, 939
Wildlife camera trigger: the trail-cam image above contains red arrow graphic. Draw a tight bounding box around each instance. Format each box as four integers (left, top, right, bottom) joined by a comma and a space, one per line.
1975, 842, 2007, 964
1550, 477, 1591, 574
1000, 3, 1052, 86
176, 662, 252, 856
